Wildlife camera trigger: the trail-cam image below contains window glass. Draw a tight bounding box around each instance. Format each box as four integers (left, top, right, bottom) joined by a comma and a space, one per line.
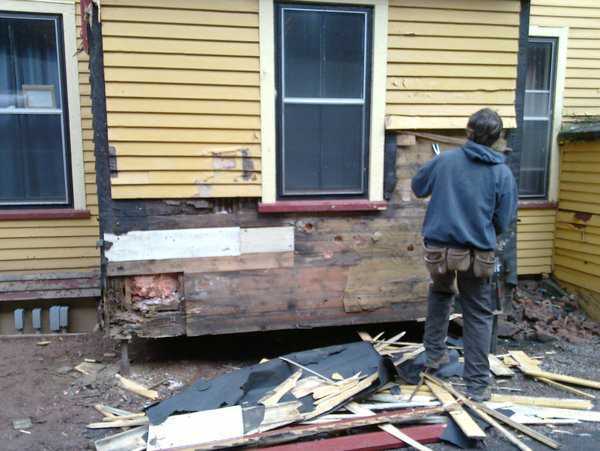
0, 14, 69, 206
283, 9, 365, 99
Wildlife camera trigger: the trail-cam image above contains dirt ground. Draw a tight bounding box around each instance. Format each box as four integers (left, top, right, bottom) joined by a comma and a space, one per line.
1, 308, 599, 450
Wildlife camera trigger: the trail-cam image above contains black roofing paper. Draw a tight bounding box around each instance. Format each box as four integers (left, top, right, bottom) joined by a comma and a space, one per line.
146, 341, 394, 425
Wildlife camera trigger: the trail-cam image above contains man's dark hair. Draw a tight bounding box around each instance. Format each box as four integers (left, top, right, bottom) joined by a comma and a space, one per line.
466, 108, 504, 147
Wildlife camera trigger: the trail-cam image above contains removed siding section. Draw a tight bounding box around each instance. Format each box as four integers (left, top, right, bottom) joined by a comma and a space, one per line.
100, 0, 261, 199
0, 3, 100, 275
386, 0, 520, 130
517, 209, 555, 275
554, 140, 600, 295
531, 0, 600, 121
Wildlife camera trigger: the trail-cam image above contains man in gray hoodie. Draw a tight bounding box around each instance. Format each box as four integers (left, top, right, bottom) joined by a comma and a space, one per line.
411, 108, 518, 401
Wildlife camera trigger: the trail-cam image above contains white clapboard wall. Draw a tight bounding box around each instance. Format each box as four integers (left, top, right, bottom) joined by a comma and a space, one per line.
104, 226, 294, 262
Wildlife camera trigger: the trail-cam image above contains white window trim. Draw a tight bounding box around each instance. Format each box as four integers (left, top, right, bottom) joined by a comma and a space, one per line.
2, 0, 86, 210
259, 0, 389, 203
529, 25, 568, 203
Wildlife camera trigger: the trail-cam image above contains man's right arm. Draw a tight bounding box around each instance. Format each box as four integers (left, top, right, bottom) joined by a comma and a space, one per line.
411, 157, 438, 198
493, 167, 518, 235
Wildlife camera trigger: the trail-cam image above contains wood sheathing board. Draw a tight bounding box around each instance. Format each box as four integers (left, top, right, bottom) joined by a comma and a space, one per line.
386, 0, 520, 130
554, 140, 600, 299
0, 3, 100, 275
99, 0, 261, 199
531, 0, 600, 121
517, 209, 556, 275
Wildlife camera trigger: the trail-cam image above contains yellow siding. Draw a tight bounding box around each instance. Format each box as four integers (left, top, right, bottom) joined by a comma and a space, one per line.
554, 140, 600, 297
531, 0, 600, 121
0, 3, 101, 275
517, 209, 556, 275
101, 0, 522, 199
386, 0, 520, 130
100, 0, 260, 199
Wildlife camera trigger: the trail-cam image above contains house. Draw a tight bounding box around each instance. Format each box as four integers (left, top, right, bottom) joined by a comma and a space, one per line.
1, 0, 598, 335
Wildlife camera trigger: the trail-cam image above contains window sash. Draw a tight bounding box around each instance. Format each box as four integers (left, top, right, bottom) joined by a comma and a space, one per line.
519, 38, 557, 200
276, 3, 372, 198
0, 12, 71, 207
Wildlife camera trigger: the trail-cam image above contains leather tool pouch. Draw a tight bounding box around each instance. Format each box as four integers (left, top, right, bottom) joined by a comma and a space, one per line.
473, 250, 495, 279
423, 244, 447, 277
446, 248, 471, 272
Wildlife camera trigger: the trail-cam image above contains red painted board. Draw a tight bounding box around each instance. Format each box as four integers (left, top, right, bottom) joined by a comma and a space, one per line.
258, 199, 388, 213
255, 423, 446, 451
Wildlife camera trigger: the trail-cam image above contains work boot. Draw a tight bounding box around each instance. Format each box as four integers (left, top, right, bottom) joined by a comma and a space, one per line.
424, 352, 450, 371
466, 386, 491, 403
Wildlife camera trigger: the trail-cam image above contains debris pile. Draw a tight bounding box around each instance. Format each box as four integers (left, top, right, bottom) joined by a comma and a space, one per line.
90, 330, 600, 451
507, 279, 600, 343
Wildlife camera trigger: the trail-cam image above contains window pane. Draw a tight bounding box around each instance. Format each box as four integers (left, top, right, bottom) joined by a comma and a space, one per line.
524, 91, 550, 117
282, 104, 364, 194
282, 9, 365, 98
283, 10, 321, 98
320, 105, 364, 191
0, 114, 67, 203
322, 12, 365, 98
0, 16, 61, 109
526, 41, 552, 91
519, 120, 551, 197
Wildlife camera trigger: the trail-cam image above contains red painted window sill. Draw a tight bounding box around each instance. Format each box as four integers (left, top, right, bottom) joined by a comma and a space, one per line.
518, 200, 557, 210
0, 209, 91, 221
258, 199, 388, 213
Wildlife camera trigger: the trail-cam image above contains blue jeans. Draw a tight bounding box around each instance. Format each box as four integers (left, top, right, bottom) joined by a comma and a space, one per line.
423, 266, 494, 393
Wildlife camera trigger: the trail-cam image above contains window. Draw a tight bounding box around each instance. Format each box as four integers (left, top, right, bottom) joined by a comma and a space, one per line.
0, 12, 71, 207
275, 3, 372, 199
519, 37, 557, 199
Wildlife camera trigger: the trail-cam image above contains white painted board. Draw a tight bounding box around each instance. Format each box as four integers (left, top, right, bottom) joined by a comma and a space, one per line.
240, 226, 294, 254
104, 228, 240, 262
147, 405, 244, 451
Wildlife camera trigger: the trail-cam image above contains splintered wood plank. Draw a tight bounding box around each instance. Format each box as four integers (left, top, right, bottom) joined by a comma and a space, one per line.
259, 371, 302, 407
490, 394, 592, 410
488, 355, 515, 377
425, 381, 486, 439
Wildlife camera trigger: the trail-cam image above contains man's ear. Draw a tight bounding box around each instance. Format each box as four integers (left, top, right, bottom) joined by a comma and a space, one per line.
466, 128, 474, 140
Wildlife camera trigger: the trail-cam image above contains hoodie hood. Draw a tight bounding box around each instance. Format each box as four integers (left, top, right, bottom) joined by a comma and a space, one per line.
462, 140, 505, 165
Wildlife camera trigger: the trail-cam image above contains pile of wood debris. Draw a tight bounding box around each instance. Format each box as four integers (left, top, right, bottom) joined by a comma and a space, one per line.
91, 331, 600, 451
506, 280, 600, 343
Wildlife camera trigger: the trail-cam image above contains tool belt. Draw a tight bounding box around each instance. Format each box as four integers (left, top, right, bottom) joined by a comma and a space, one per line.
423, 243, 495, 279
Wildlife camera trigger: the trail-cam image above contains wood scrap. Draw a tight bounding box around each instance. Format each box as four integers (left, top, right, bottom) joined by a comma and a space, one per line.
94, 425, 148, 451
393, 346, 425, 366
94, 404, 136, 418
490, 394, 593, 410
425, 374, 559, 451
115, 374, 159, 400
488, 354, 515, 377
279, 357, 334, 384
87, 417, 149, 429
346, 402, 433, 451
246, 401, 304, 434
424, 380, 486, 439
291, 376, 326, 399
489, 404, 600, 422
306, 372, 379, 419
192, 405, 447, 450
259, 370, 302, 406
101, 412, 146, 422
535, 377, 596, 399
331, 372, 344, 381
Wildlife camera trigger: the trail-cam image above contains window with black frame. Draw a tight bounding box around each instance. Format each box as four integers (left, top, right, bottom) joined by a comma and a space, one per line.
519, 37, 557, 199
275, 3, 372, 199
0, 13, 71, 207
